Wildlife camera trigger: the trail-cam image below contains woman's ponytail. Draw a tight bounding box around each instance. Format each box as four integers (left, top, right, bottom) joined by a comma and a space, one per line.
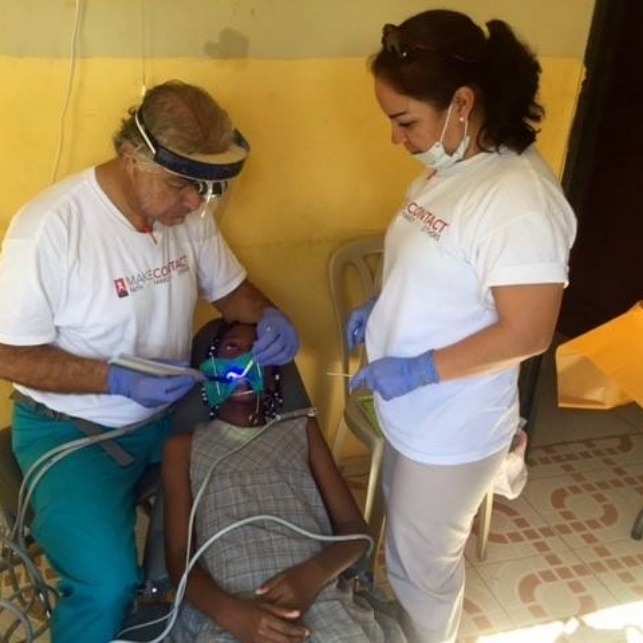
479, 20, 544, 152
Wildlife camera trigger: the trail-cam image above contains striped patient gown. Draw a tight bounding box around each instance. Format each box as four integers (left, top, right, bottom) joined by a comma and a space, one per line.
167, 415, 404, 642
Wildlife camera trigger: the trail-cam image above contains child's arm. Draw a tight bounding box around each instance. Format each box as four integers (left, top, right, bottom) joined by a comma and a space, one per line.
255, 417, 369, 611
162, 433, 309, 643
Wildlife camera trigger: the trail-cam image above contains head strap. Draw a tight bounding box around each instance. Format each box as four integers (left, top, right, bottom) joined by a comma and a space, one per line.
134, 109, 250, 181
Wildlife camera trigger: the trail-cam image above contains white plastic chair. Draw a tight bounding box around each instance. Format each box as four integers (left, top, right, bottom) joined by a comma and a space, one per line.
328, 235, 386, 568
476, 354, 542, 560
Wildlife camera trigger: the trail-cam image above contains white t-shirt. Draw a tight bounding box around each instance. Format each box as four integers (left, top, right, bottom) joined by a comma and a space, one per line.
0, 168, 246, 426
366, 146, 577, 465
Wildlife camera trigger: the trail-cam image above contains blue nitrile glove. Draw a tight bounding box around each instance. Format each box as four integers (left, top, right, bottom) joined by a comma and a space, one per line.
349, 350, 439, 401
252, 307, 300, 366
107, 360, 198, 408
346, 297, 377, 352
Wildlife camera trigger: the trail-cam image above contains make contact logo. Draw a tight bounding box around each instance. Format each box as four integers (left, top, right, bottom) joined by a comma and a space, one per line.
114, 278, 129, 298
113, 255, 189, 298
403, 201, 450, 241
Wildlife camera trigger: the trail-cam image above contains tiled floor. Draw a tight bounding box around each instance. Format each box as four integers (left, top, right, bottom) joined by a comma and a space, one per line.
347, 342, 643, 643
2, 342, 643, 641
461, 434, 643, 642
345, 431, 643, 642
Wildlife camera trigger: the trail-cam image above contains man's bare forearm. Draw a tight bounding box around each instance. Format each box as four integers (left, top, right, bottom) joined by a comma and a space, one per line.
212, 280, 273, 324
0, 343, 109, 394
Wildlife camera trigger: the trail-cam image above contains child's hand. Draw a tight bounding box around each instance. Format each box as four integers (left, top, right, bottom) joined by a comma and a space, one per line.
255, 560, 324, 614
220, 597, 309, 643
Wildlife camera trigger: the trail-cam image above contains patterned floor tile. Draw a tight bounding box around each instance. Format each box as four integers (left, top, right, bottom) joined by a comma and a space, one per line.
522, 466, 638, 549
477, 549, 618, 628
466, 495, 572, 566
573, 539, 643, 604
614, 464, 643, 520
528, 435, 643, 480
459, 567, 515, 639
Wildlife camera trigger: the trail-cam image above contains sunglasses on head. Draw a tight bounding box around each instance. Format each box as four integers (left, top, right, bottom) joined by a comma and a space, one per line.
381, 24, 427, 59
381, 24, 475, 64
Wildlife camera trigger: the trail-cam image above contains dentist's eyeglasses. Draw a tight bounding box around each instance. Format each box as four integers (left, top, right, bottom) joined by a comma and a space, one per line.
192, 180, 228, 199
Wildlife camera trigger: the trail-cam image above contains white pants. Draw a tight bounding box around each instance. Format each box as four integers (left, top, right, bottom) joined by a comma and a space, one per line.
382, 443, 507, 643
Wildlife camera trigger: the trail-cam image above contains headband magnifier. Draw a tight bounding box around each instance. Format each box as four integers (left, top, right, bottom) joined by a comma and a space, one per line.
134, 109, 251, 216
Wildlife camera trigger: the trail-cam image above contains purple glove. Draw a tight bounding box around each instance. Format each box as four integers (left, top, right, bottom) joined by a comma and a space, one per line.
345, 297, 377, 352
252, 307, 300, 366
107, 360, 197, 408
349, 350, 439, 401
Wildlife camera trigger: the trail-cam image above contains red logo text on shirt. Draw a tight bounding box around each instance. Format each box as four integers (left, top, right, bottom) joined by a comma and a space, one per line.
403, 201, 450, 240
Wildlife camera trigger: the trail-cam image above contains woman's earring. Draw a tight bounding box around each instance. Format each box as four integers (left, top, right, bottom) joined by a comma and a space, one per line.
458, 116, 465, 123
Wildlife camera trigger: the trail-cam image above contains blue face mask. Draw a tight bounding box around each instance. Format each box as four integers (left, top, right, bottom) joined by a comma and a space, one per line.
200, 352, 264, 408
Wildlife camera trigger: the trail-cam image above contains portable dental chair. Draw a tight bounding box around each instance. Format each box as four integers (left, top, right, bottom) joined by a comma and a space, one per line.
139, 317, 313, 600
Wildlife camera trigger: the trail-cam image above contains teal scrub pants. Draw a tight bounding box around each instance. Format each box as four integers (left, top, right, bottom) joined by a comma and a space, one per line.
11, 401, 171, 643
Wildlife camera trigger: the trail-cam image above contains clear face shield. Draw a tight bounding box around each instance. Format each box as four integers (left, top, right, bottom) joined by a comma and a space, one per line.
134, 109, 250, 218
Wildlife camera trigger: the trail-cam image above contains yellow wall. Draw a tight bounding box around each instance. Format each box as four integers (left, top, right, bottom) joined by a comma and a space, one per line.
2, 1, 594, 59
0, 54, 585, 450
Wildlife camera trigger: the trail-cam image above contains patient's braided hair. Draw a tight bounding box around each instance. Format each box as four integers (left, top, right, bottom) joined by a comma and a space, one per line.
200, 320, 283, 420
